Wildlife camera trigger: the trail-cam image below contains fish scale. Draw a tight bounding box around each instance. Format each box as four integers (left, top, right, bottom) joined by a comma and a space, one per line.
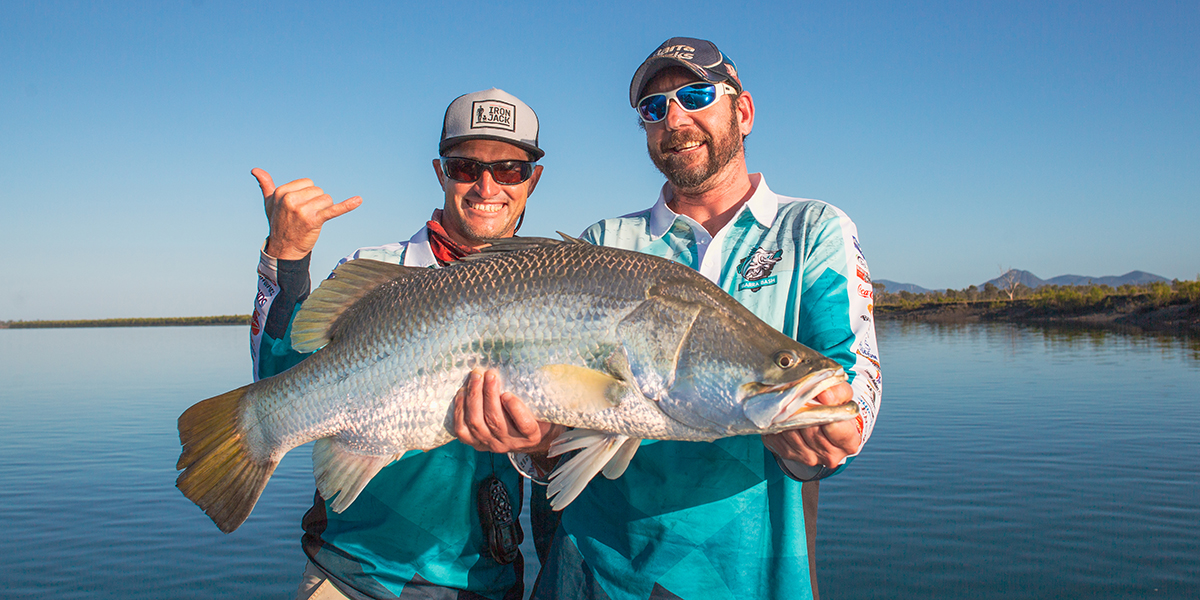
177, 235, 857, 532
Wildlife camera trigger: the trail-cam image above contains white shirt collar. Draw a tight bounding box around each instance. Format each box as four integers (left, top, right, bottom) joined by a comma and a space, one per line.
647, 173, 777, 240
402, 210, 440, 267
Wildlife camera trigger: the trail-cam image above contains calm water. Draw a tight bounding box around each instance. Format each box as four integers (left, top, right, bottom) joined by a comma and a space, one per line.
0, 323, 1197, 599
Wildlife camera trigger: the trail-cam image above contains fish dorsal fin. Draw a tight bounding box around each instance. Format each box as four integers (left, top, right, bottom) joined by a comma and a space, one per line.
460, 236, 563, 260
459, 234, 591, 262
292, 259, 418, 353
312, 438, 399, 513
617, 294, 702, 401
536, 364, 627, 413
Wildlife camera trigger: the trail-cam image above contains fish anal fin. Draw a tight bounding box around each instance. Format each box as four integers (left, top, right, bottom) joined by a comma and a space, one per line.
537, 364, 627, 413
546, 430, 640, 510
292, 259, 418, 353
312, 438, 397, 513
176, 385, 278, 533
600, 437, 642, 480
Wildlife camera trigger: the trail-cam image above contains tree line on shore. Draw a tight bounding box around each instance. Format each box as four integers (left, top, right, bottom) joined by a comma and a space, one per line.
873, 277, 1200, 310
6, 278, 1199, 328
1, 315, 251, 329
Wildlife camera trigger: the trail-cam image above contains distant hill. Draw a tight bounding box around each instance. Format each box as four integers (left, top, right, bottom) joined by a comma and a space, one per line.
982, 270, 1169, 290
877, 270, 1170, 293
1040, 271, 1170, 287
980, 270, 1046, 289
874, 279, 936, 294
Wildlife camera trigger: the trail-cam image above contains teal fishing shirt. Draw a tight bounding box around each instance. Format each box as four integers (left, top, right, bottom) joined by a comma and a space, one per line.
531, 174, 881, 600
252, 224, 526, 600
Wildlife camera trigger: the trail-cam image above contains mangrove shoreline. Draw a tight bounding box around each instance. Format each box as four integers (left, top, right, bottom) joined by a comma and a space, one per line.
876, 297, 1200, 336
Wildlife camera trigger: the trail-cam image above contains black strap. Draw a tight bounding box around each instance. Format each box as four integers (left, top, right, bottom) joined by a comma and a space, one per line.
803, 480, 820, 600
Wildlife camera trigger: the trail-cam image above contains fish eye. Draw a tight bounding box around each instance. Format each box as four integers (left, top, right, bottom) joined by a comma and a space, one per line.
774, 350, 799, 369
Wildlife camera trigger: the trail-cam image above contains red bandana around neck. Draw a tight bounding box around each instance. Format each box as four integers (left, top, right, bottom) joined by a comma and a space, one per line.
426, 219, 479, 266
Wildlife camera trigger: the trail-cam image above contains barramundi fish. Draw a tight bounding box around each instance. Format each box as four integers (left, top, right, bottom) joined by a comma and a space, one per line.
177, 235, 856, 533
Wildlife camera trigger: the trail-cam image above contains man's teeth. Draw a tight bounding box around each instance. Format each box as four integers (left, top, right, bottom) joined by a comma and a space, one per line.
468, 201, 503, 213
674, 141, 702, 152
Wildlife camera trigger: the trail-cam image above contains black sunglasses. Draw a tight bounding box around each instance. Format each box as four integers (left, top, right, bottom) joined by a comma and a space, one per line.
440, 157, 536, 185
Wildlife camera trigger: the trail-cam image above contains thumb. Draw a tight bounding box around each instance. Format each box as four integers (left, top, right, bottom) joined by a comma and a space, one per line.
251, 168, 276, 199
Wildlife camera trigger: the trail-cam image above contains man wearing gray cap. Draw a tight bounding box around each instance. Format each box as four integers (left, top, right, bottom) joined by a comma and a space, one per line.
458, 38, 881, 599
249, 88, 553, 600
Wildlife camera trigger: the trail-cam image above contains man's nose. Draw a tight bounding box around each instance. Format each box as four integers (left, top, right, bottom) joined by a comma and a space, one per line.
664, 98, 695, 129
474, 169, 500, 197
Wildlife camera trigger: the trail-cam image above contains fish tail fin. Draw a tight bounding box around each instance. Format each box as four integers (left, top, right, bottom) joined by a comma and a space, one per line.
176, 386, 277, 533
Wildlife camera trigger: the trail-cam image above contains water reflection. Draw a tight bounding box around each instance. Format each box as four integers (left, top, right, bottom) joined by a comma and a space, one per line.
878, 318, 1200, 364
820, 318, 1200, 599
3, 324, 1198, 599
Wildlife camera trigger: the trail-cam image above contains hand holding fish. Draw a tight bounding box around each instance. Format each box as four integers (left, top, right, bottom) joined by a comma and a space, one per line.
761, 381, 861, 467
458, 368, 862, 467
453, 368, 566, 454
253, 167, 362, 260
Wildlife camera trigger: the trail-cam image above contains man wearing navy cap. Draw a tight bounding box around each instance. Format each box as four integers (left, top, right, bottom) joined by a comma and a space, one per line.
249, 88, 553, 600
458, 38, 881, 600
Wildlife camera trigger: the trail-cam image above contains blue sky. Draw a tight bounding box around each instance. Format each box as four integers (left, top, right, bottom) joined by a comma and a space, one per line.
2, 1, 1196, 320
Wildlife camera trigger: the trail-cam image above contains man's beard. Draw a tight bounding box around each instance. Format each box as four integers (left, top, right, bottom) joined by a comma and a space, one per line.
647, 107, 742, 191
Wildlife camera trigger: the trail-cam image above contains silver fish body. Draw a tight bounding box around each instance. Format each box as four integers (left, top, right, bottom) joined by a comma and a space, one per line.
177, 236, 855, 532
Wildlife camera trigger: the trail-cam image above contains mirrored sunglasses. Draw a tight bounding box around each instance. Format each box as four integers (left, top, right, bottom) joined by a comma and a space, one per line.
440, 157, 536, 185
636, 82, 739, 123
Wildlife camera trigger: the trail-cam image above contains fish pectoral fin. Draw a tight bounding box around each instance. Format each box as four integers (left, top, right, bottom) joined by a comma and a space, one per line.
312, 438, 397, 513
545, 430, 640, 510
292, 259, 419, 353
537, 364, 628, 413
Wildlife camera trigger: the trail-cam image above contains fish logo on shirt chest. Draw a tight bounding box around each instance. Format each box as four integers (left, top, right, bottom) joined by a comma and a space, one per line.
736, 246, 783, 292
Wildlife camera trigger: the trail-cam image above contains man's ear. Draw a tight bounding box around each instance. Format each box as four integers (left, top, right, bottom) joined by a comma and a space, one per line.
736, 90, 755, 137
525, 164, 544, 196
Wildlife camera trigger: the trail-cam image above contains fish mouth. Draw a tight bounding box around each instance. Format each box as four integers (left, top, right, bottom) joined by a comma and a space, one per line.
741, 367, 856, 430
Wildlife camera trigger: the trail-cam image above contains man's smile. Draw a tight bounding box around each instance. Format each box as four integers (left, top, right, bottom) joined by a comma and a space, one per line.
662, 130, 710, 156
466, 199, 505, 213
670, 140, 704, 154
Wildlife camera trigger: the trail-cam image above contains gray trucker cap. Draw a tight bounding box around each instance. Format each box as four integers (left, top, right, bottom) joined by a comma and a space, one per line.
439, 88, 543, 160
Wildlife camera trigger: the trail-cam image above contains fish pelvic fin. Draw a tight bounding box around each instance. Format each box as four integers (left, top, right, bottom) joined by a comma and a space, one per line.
312, 438, 397, 513
292, 259, 418, 353
546, 430, 642, 510
176, 385, 277, 533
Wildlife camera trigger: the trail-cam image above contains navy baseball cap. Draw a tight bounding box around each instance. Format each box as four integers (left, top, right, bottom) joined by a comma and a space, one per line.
629, 37, 743, 107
